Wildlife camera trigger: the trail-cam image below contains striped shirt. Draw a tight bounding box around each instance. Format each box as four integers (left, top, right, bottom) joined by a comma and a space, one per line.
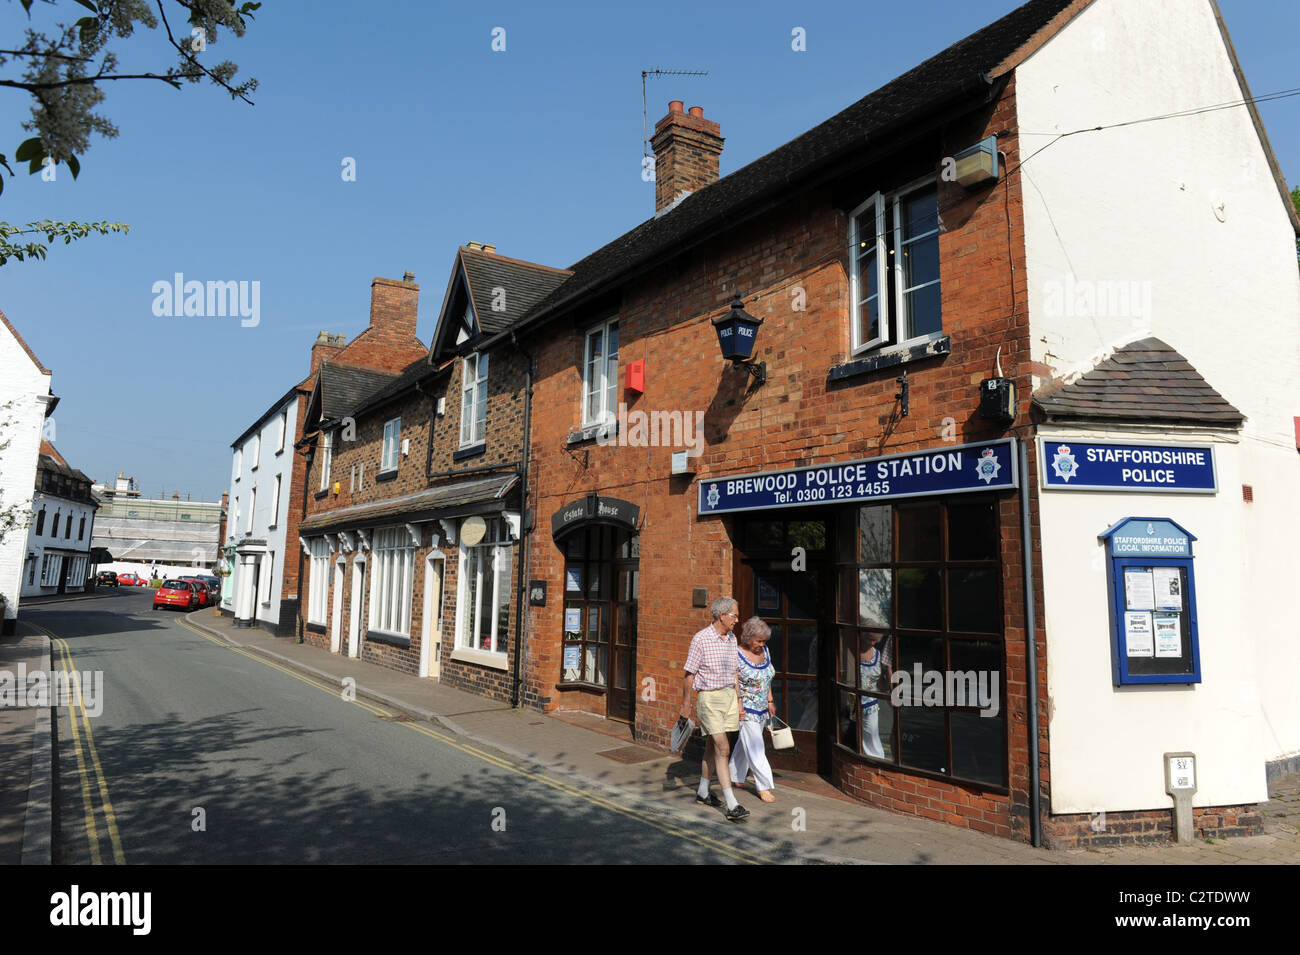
684, 623, 738, 691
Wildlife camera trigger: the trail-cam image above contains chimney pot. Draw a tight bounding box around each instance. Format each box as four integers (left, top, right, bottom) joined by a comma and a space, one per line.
483, 244, 496, 254
651, 101, 724, 214
403, 270, 415, 283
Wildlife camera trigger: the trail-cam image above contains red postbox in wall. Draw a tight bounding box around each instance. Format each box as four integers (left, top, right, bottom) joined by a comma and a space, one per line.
626, 359, 645, 394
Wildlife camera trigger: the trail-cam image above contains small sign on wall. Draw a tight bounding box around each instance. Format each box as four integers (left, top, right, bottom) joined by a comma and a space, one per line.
528, 580, 546, 606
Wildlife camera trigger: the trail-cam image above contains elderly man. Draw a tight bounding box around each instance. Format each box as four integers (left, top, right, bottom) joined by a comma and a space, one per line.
680, 596, 749, 821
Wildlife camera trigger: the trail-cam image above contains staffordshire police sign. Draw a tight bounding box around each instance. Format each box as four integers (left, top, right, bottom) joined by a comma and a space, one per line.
1037, 438, 1217, 494
698, 439, 1018, 516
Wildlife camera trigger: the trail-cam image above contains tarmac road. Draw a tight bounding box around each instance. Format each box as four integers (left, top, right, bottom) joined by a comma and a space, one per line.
29, 589, 788, 864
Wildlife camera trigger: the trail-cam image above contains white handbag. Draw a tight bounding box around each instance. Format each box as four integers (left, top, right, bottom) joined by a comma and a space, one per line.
768, 715, 795, 750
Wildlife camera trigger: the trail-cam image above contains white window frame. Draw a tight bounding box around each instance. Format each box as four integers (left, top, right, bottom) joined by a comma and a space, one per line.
247, 487, 256, 533
319, 430, 333, 492
382, 417, 401, 473
849, 177, 942, 356
252, 433, 261, 470
307, 538, 330, 624
368, 526, 414, 636
581, 319, 619, 428
235, 448, 242, 482
277, 409, 288, 452
270, 475, 281, 528
455, 518, 513, 657
459, 353, 488, 448
41, 553, 63, 587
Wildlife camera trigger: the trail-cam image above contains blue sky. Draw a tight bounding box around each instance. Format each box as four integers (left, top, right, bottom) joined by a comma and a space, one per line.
2, 0, 1297, 502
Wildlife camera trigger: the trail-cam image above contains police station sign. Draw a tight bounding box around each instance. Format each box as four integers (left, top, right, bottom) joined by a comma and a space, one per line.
698, 439, 1018, 516
1038, 438, 1217, 494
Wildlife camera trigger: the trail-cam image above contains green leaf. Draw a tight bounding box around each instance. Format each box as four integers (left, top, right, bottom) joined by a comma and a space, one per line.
66, 154, 80, 180
14, 138, 43, 163
72, 0, 99, 12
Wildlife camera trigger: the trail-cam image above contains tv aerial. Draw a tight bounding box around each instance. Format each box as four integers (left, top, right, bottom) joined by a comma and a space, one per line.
641, 68, 709, 158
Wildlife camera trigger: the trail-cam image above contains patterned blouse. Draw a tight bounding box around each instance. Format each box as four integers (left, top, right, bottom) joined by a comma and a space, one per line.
736, 647, 774, 723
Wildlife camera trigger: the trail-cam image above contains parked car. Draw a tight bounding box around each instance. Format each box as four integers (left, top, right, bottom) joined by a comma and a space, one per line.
196, 575, 221, 603
153, 580, 199, 611
96, 571, 118, 587
179, 576, 211, 608
118, 573, 145, 587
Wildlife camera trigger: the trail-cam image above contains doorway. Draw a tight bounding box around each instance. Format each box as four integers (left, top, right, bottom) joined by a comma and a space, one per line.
420, 554, 444, 679
348, 555, 365, 658
734, 515, 833, 776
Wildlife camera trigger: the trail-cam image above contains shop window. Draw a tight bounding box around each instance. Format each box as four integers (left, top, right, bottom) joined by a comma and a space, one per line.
370, 527, 414, 635
456, 517, 512, 655
849, 179, 941, 354
306, 538, 330, 625
561, 526, 638, 687
834, 498, 1006, 788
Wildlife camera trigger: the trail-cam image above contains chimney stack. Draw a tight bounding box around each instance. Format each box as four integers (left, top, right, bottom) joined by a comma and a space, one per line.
650, 101, 724, 214
367, 273, 420, 345
309, 330, 347, 378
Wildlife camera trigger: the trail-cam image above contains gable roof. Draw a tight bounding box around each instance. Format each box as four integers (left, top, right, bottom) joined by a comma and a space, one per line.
350, 355, 447, 419
0, 306, 51, 376
496, 0, 1082, 340
432, 246, 571, 360
1032, 337, 1244, 427
305, 362, 401, 429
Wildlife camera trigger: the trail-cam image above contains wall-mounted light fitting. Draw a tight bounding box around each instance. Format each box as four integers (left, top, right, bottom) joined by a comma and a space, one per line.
953, 135, 1000, 189
711, 294, 766, 385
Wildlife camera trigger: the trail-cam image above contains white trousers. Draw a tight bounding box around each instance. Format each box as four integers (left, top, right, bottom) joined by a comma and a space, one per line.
729, 720, 774, 792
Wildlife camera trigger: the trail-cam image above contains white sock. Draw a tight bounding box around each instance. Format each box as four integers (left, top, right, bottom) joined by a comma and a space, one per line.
723, 787, 738, 810
698, 778, 711, 799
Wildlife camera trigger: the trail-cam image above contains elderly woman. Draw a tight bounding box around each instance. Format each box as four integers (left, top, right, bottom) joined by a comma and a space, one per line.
728, 616, 777, 803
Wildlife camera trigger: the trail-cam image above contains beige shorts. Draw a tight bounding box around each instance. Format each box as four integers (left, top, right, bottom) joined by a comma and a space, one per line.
697, 687, 740, 735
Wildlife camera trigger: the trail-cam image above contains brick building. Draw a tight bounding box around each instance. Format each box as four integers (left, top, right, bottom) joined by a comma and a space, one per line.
500, 0, 1300, 847
296, 248, 567, 701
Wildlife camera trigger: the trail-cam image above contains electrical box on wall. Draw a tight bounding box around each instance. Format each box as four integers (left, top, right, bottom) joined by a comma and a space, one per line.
980, 377, 1016, 423
626, 359, 645, 394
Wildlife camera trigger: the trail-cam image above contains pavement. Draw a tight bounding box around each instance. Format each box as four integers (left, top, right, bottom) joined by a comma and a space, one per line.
4, 587, 1299, 864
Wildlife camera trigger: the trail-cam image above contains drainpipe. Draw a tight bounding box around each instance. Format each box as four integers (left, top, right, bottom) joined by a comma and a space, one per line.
510, 332, 534, 710
1019, 437, 1042, 847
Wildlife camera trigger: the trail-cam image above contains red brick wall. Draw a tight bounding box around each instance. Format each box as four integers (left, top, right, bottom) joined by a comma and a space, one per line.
277, 390, 311, 607
523, 78, 1050, 840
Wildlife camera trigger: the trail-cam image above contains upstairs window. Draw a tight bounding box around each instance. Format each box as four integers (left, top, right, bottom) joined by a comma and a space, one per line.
849, 180, 941, 354
319, 431, 333, 491
460, 353, 488, 447
51, 512, 60, 537
35, 508, 45, 535
583, 320, 619, 428
235, 448, 242, 482
78, 515, 86, 540
382, 417, 401, 473
252, 433, 261, 470
277, 409, 288, 452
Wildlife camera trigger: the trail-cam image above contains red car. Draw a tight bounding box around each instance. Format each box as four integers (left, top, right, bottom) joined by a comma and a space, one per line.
118, 573, 146, 586
179, 576, 211, 608
153, 579, 200, 611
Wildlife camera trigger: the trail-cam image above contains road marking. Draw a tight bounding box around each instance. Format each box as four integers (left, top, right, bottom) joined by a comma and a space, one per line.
53, 637, 127, 865
27, 621, 128, 866
182, 619, 775, 864
49, 636, 101, 865
397, 711, 775, 865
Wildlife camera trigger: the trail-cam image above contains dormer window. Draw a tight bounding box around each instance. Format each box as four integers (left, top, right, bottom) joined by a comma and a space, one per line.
460, 353, 488, 448
456, 301, 474, 346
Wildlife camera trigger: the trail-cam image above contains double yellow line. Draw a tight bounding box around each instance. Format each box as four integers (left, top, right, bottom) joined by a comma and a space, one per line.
32, 626, 127, 865
182, 621, 774, 865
